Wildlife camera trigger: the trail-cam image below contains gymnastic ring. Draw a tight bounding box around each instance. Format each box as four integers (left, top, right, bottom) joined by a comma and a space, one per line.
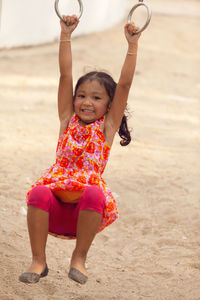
127, 0, 152, 34
55, 0, 83, 21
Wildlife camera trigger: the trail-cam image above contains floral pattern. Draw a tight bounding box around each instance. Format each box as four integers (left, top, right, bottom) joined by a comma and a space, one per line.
27, 114, 119, 235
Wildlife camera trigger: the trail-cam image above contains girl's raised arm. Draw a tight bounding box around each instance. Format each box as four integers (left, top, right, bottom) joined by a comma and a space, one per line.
104, 23, 141, 143
58, 15, 79, 137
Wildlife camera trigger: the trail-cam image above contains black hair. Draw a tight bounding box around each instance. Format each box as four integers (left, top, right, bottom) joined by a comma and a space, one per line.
74, 71, 131, 146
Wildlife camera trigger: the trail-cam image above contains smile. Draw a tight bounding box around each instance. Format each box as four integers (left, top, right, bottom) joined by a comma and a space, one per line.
81, 109, 94, 113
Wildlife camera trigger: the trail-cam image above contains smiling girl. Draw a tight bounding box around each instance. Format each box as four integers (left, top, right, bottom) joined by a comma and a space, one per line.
19, 15, 141, 285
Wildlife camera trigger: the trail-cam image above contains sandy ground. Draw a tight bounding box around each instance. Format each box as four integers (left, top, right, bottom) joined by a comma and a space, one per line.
0, 0, 200, 299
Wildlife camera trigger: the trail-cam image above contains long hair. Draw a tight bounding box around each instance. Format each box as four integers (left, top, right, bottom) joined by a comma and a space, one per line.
74, 71, 131, 146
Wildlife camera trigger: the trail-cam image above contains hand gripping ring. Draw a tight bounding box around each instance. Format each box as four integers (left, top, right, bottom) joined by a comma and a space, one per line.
55, 0, 83, 21
127, 0, 152, 34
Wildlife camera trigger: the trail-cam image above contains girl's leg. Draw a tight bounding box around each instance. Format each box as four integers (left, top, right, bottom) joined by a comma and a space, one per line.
26, 206, 49, 274
70, 186, 105, 277
25, 186, 52, 274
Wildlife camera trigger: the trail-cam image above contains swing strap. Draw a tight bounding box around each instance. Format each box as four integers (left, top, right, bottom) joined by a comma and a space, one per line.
127, 0, 152, 34
55, 0, 83, 21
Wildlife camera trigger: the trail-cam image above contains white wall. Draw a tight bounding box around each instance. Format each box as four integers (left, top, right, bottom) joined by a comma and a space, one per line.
0, 0, 128, 48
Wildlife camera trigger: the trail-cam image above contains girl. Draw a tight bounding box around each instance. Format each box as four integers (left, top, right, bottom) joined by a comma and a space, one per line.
19, 15, 141, 285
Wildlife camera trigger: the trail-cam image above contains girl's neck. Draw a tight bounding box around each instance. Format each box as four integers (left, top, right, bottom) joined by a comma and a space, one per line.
78, 118, 94, 127
76, 114, 104, 127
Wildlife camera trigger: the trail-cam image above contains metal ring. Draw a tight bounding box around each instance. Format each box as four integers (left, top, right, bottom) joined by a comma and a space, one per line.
55, 0, 83, 21
127, 0, 152, 34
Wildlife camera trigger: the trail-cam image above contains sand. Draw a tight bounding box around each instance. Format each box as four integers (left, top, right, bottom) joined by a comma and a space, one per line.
0, 0, 200, 299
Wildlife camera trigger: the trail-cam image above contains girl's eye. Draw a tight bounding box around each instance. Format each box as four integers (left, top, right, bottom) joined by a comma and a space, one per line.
77, 94, 85, 98
94, 96, 101, 100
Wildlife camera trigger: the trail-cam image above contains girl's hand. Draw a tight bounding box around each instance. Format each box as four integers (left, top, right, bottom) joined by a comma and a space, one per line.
60, 15, 79, 36
124, 23, 141, 45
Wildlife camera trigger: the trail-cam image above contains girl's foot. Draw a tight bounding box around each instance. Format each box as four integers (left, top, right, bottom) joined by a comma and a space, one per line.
68, 267, 88, 284
19, 262, 48, 284
25, 261, 47, 275
68, 250, 88, 284
70, 250, 87, 276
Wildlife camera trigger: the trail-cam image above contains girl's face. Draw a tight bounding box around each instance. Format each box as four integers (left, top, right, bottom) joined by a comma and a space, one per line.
74, 79, 110, 125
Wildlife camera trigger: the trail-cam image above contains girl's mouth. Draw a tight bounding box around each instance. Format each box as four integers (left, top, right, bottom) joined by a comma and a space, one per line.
81, 109, 94, 113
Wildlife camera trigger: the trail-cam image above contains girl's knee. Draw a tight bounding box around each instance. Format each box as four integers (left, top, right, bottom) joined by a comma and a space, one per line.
27, 185, 53, 212
79, 186, 105, 214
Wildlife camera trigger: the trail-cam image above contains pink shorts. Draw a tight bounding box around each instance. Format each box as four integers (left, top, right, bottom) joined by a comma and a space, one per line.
27, 185, 105, 238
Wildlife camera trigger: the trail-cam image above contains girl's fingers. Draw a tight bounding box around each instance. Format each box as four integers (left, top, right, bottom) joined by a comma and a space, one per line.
62, 15, 79, 26
66, 16, 71, 26
126, 23, 139, 35
124, 23, 142, 42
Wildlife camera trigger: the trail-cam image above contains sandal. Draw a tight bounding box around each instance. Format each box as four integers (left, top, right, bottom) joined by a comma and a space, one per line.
19, 265, 49, 284
68, 267, 88, 284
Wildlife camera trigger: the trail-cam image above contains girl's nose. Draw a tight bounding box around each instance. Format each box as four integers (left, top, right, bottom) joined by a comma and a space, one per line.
84, 97, 92, 105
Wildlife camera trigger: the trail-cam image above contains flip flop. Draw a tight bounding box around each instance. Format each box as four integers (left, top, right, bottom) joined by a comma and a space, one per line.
68, 267, 88, 284
19, 265, 49, 284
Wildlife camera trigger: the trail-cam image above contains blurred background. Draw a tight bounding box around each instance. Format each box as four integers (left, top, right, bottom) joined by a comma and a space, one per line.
0, 0, 128, 48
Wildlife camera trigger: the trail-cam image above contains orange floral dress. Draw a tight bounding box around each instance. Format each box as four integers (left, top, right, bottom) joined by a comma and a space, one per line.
27, 114, 119, 233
